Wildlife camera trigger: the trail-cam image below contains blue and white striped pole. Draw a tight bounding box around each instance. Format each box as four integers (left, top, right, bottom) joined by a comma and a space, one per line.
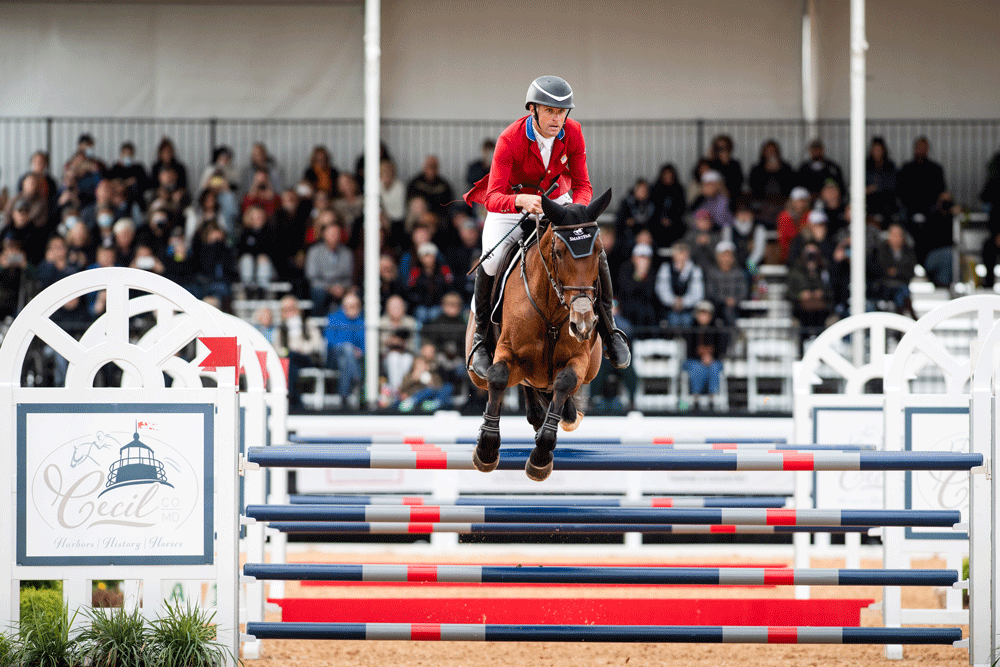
247, 446, 982, 472
266, 522, 875, 535
245, 504, 961, 528
243, 563, 958, 587
244, 622, 963, 645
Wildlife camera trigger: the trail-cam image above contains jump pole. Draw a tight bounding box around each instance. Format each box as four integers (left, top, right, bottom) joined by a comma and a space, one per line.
245, 505, 961, 528
243, 563, 958, 587
265, 522, 875, 535
244, 623, 962, 645
246, 447, 982, 471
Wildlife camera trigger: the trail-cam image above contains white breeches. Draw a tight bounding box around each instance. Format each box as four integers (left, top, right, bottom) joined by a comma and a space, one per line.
479, 192, 572, 276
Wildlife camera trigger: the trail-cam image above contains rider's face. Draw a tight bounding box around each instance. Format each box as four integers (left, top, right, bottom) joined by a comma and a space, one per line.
532, 104, 569, 139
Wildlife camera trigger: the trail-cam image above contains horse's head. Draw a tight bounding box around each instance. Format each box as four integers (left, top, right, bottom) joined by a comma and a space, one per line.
540, 188, 612, 342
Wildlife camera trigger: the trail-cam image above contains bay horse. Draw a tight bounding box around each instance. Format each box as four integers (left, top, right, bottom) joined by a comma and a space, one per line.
465, 189, 612, 481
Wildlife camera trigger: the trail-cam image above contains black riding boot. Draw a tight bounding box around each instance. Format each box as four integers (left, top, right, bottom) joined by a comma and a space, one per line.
596, 250, 631, 368
468, 266, 495, 379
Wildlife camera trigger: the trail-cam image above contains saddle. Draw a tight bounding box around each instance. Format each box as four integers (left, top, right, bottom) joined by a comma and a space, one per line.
489, 227, 539, 326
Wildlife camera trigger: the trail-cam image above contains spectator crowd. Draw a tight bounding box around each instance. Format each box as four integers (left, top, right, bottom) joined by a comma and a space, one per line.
0, 130, 994, 411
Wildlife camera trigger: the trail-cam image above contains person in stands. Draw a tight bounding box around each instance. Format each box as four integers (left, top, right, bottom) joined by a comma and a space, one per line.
324, 292, 365, 406
682, 301, 728, 407
655, 241, 704, 328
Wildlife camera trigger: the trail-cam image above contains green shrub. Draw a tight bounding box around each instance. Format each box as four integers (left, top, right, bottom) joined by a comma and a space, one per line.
147, 601, 235, 667
20, 580, 62, 592
76, 605, 149, 667
0, 631, 21, 666
19, 588, 65, 636
964, 557, 970, 608
18, 598, 79, 667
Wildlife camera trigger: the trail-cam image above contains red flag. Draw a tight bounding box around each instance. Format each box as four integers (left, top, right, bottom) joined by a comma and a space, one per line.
280, 357, 290, 385
256, 350, 269, 384
199, 337, 240, 368
199, 337, 241, 384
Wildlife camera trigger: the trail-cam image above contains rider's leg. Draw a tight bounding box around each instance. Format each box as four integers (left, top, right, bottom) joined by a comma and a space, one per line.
595, 249, 632, 368
469, 265, 494, 378
469, 211, 523, 379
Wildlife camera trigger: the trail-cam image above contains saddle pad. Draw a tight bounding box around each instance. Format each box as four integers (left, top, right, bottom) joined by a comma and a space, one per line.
490, 228, 538, 325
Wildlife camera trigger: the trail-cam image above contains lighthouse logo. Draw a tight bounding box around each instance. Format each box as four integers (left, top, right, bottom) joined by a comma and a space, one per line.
98, 424, 175, 497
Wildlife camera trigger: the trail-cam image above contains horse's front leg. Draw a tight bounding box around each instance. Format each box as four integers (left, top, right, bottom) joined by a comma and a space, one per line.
473, 359, 510, 472
527, 362, 584, 481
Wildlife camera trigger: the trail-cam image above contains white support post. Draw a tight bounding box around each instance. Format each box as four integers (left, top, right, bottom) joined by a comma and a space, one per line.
849, 0, 868, 366
141, 578, 162, 619
63, 577, 90, 633
362, 0, 382, 410
882, 390, 903, 660
793, 469, 811, 600
969, 372, 994, 665
801, 0, 820, 132
430, 470, 460, 550
844, 531, 861, 569
123, 580, 141, 610
624, 471, 643, 550
266, 396, 289, 599
0, 378, 13, 630
216, 371, 240, 666
242, 392, 267, 659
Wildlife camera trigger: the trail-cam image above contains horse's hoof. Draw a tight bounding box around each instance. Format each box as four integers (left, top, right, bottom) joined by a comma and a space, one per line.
473, 447, 499, 473
525, 448, 553, 482
560, 410, 584, 432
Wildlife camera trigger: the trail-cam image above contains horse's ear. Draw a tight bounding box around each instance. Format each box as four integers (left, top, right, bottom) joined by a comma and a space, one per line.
541, 195, 567, 226
585, 189, 613, 222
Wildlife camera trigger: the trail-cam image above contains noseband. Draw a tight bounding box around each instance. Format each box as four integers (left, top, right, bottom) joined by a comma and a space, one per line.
535, 218, 598, 312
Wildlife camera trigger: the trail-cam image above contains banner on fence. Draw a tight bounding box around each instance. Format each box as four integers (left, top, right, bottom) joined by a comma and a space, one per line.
17, 402, 214, 566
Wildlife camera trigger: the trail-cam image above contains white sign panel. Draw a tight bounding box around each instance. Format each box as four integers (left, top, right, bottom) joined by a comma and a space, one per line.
18, 403, 213, 565
814, 407, 884, 509
904, 407, 969, 540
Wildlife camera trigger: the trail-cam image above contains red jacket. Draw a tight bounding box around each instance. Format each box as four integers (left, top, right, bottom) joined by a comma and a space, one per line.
777, 209, 809, 263
464, 115, 592, 214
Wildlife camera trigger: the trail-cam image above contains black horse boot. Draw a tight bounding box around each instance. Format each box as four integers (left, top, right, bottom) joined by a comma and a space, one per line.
595, 250, 631, 368
468, 265, 495, 379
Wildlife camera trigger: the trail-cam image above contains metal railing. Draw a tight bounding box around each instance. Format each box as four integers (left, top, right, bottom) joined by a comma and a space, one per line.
2, 116, 997, 213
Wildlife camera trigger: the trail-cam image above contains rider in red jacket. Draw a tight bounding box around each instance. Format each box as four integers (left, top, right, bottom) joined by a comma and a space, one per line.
464, 76, 630, 379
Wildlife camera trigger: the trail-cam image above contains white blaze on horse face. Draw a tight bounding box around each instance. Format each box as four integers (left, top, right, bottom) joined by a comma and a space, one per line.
568, 293, 596, 342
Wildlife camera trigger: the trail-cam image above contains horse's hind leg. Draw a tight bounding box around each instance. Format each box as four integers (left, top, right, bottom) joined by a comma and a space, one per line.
527, 367, 578, 482
523, 386, 546, 432
560, 395, 583, 432
473, 361, 509, 473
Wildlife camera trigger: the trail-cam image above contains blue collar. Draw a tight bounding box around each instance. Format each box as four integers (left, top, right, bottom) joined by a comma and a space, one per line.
525, 116, 565, 142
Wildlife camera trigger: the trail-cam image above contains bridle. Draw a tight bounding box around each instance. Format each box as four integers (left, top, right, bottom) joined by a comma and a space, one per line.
534, 217, 598, 313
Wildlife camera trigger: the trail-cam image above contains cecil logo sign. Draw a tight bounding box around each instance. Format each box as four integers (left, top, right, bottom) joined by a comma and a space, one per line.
18, 404, 214, 566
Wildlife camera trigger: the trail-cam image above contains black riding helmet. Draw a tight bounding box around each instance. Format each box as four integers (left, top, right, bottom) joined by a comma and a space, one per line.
525, 76, 575, 110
